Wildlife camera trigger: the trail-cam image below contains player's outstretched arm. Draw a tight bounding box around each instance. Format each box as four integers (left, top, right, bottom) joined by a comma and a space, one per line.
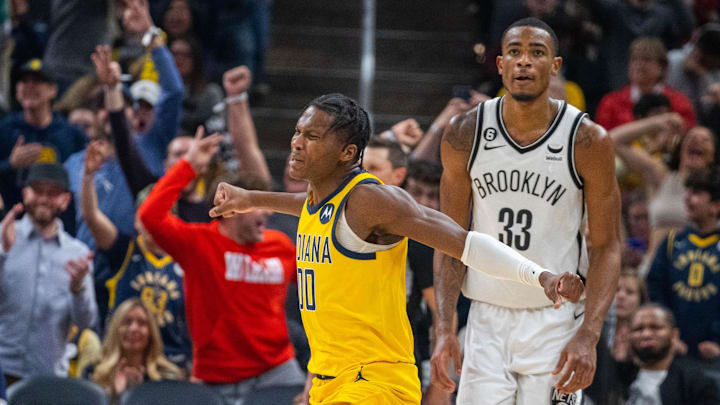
553, 118, 622, 395
345, 184, 584, 301
209, 183, 307, 218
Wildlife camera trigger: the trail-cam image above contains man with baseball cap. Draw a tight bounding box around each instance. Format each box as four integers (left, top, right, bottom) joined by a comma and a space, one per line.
64, 0, 183, 252
130, 79, 161, 134
0, 59, 86, 219
0, 163, 96, 386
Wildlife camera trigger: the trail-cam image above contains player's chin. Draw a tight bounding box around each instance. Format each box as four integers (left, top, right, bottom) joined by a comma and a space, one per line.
508, 91, 540, 102
287, 166, 307, 181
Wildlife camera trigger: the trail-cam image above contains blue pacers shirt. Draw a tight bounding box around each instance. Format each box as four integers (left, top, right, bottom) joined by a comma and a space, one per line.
648, 227, 720, 357
99, 233, 192, 366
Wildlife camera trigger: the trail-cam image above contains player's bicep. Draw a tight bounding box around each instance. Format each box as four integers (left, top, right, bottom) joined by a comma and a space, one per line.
576, 121, 622, 249
361, 187, 467, 258
439, 114, 475, 228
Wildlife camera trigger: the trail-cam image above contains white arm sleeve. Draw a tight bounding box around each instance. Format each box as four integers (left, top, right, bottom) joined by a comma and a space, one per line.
461, 231, 545, 288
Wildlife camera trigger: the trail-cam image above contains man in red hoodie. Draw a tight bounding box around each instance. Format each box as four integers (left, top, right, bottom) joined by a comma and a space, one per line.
138, 129, 304, 404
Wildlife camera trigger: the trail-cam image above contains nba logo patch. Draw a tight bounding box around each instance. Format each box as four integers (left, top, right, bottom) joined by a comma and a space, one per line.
550, 388, 582, 405
319, 203, 334, 224
483, 127, 498, 142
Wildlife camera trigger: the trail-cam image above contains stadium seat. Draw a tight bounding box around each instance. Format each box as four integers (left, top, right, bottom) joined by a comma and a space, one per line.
8, 376, 107, 405
244, 385, 304, 404
120, 380, 224, 405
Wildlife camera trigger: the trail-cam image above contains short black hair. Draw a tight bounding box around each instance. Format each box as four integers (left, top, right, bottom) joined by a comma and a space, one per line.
685, 166, 720, 201
367, 137, 408, 169
633, 93, 671, 118
501, 17, 560, 56
305, 93, 372, 165
406, 159, 442, 186
633, 303, 677, 329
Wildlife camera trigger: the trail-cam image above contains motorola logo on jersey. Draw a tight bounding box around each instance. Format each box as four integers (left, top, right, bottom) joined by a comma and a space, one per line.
319, 203, 335, 224
550, 388, 582, 405
483, 127, 498, 142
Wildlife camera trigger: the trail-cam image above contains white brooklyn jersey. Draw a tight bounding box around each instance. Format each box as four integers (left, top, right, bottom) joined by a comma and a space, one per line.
463, 96, 589, 308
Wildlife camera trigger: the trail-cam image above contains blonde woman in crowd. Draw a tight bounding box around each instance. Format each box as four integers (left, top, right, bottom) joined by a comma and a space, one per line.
92, 299, 183, 402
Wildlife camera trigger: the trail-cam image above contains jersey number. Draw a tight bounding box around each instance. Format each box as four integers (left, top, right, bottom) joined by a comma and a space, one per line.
688, 263, 705, 287
498, 208, 532, 250
297, 268, 316, 311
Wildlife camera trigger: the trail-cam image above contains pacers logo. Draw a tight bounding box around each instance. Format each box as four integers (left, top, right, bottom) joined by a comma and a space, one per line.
319, 203, 335, 224
550, 388, 582, 405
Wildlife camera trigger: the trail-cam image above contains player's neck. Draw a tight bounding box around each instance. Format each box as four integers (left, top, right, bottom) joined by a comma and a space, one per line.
308, 166, 359, 205
502, 94, 557, 145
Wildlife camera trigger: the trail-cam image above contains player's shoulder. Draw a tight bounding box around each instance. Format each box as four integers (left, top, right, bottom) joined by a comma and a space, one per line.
442, 104, 484, 154
574, 116, 611, 153
346, 183, 416, 220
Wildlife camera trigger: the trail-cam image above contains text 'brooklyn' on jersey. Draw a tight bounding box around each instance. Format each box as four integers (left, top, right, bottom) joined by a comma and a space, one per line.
464, 96, 589, 308
296, 171, 415, 378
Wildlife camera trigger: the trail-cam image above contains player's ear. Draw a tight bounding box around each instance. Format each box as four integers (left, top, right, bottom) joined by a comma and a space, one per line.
551, 56, 562, 76
341, 143, 358, 164
496, 54, 504, 75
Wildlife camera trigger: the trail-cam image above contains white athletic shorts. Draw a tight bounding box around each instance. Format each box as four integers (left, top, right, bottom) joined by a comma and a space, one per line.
456, 300, 585, 405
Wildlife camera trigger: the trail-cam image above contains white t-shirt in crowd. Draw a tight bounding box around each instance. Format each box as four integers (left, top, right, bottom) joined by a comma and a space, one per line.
627, 369, 668, 405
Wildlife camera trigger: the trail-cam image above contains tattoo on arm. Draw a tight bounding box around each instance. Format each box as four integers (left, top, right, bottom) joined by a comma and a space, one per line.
575, 118, 598, 149
435, 255, 466, 328
444, 112, 476, 153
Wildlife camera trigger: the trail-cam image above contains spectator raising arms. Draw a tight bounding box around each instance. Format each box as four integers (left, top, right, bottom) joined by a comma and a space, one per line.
65, 0, 183, 249
138, 129, 304, 404
81, 139, 192, 368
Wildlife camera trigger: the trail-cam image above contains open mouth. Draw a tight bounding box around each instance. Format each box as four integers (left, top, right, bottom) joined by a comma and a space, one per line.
514, 75, 534, 82
687, 147, 705, 157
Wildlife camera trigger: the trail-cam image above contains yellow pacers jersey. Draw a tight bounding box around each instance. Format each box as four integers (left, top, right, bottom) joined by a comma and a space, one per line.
296, 171, 415, 377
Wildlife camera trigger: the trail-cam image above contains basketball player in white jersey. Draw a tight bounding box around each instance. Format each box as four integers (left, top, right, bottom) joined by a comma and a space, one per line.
430, 17, 621, 403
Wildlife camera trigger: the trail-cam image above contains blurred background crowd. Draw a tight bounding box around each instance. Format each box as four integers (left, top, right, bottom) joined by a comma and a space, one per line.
1, 0, 720, 404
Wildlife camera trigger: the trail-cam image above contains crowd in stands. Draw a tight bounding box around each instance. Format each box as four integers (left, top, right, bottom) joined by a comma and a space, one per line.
0, 0, 720, 404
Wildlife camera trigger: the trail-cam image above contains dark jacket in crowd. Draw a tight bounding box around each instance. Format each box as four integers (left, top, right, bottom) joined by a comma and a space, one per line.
616, 357, 720, 404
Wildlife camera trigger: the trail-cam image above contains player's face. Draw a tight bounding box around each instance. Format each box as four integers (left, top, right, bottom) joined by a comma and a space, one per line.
497, 26, 561, 102
119, 305, 151, 355
679, 126, 715, 171
289, 106, 350, 182
629, 307, 674, 364
615, 276, 643, 321
22, 182, 70, 227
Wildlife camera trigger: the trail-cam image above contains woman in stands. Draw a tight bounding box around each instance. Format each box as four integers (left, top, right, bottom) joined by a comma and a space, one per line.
92, 299, 183, 401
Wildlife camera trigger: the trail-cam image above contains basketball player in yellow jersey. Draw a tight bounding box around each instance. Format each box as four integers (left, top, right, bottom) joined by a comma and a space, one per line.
209, 93, 584, 404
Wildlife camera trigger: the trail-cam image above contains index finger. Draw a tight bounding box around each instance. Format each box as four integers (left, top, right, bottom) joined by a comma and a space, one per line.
554, 356, 576, 390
